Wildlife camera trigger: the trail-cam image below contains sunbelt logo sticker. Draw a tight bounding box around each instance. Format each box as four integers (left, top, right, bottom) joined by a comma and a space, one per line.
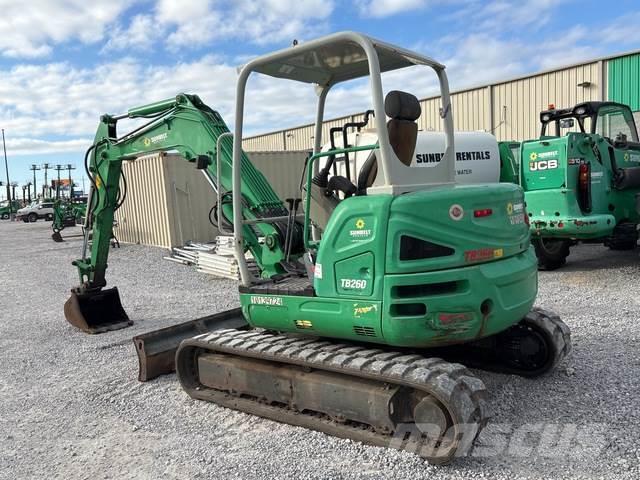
529, 150, 559, 161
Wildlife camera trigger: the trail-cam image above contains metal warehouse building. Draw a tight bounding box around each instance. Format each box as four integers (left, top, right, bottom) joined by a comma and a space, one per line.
242, 50, 640, 150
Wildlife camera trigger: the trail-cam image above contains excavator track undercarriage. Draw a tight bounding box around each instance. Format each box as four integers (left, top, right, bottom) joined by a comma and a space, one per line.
176, 328, 490, 464
167, 308, 570, 464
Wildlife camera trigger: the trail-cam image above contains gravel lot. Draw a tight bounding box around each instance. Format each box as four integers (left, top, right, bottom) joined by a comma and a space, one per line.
1, 220, 639, 480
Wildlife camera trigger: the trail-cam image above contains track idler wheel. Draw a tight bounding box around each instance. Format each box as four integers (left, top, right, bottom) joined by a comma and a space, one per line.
64, 286, 132, 334
496, 308, 571, 377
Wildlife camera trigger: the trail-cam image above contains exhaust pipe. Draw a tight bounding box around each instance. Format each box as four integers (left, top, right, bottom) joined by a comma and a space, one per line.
64, 286, 132, 334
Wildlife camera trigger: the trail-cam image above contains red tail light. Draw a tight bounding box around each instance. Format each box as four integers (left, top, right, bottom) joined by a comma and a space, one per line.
474, 208, 493, 218
579, 163, 589, 188
524, 206, 530, 227
577, 162, 592, 212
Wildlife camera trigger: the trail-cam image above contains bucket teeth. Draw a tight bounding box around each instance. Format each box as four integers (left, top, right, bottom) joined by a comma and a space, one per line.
64, 286, 132, 334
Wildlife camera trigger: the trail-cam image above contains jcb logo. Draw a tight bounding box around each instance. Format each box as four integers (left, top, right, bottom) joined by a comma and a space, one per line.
530, 159, 558, 171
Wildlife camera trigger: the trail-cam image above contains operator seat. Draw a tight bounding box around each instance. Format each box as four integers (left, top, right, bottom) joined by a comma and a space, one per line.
357, 90, 422, 193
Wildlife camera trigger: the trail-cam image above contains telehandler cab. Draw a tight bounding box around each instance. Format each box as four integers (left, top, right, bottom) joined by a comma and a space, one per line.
64, 32, 570, 463
521, 101, 640, 269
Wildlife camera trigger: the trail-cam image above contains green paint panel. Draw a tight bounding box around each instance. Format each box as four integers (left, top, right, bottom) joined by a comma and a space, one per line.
608, 54, 640, 110
242, 182, 537, 349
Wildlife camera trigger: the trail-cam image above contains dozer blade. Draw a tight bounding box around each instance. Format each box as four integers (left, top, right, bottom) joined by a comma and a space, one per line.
64, 287, 132, 334
133, 307, 248, 382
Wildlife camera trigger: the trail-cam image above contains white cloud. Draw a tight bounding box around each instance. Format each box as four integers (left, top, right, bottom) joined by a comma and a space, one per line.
105, 0, 335, 53
0, 0, 336, 58
600, 12, 640, 46
463, 0, 571, 31
356, 0, 428, 17
102, 14, 161, 52
0, 0, 135, 58
4, 138, 89, 156
0, 53, 372, 157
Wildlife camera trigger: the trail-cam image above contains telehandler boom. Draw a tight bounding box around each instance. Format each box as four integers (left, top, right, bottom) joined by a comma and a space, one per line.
64, 32, 570, 463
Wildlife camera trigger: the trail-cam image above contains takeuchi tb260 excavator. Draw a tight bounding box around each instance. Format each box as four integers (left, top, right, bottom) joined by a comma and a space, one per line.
64, 32, 571, 463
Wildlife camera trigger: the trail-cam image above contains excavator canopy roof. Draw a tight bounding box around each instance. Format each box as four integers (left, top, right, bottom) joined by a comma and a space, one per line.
249, 31, 445, 86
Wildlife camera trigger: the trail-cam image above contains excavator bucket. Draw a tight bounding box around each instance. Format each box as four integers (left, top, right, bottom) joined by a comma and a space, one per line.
64, 287, 132, 334
51, 231, 63, 242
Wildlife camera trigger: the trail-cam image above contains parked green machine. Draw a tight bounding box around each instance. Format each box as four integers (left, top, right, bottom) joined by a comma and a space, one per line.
0, 199, 21, 219
63, 32, 570, 463
519, 101, 640, 269
51, 197, 87, 242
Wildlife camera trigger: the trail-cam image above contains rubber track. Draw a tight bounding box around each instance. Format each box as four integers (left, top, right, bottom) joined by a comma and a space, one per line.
527, 307, 572, 369
177, 329, 489, 463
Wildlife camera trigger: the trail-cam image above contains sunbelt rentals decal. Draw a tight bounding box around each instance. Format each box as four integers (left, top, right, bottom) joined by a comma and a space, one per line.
143, 132, 168, 147
349, 218, 372, 241
415, 151, 491, 167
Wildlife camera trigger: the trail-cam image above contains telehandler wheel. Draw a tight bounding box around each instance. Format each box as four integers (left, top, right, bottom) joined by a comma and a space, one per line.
27, 213, 38, 223
532, 238, 571, 270
1, 213, 8, 219
605, 222, 638, 251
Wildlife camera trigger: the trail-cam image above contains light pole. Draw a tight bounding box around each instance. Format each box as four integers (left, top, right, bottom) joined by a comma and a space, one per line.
66, 164, 75, 197
30, 164, 40, 200
42, 163, 50, 198
10, 181, 17, 202
54, 164, 64, 200
2, 129, 13, 218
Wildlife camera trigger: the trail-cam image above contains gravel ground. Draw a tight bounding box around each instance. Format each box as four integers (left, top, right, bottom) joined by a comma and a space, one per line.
1, 220, 639, 480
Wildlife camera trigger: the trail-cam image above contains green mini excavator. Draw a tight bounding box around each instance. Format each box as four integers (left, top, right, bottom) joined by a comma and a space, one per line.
51, 196, 87, 242
64, 32, 570, 463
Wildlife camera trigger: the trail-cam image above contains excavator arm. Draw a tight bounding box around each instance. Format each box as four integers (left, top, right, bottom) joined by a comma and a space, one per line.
65, 93, 303, 333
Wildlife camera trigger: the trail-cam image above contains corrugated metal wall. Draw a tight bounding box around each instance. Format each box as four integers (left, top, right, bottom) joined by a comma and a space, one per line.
492, 61, 601, 140
247, 151, 310, 202
608, 53, 640, 110
242, 59, 611, 149
115, 154, 172, 247
114, 151, 310, 248
114, 153, 218, 248
163, 154, 218, 246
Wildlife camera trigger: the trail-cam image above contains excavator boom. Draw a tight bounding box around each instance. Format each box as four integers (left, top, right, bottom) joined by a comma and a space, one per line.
65, 93, 302, 333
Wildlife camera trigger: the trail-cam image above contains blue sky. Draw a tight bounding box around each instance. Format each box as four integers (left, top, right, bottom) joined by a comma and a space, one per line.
1, 0, 639, 191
